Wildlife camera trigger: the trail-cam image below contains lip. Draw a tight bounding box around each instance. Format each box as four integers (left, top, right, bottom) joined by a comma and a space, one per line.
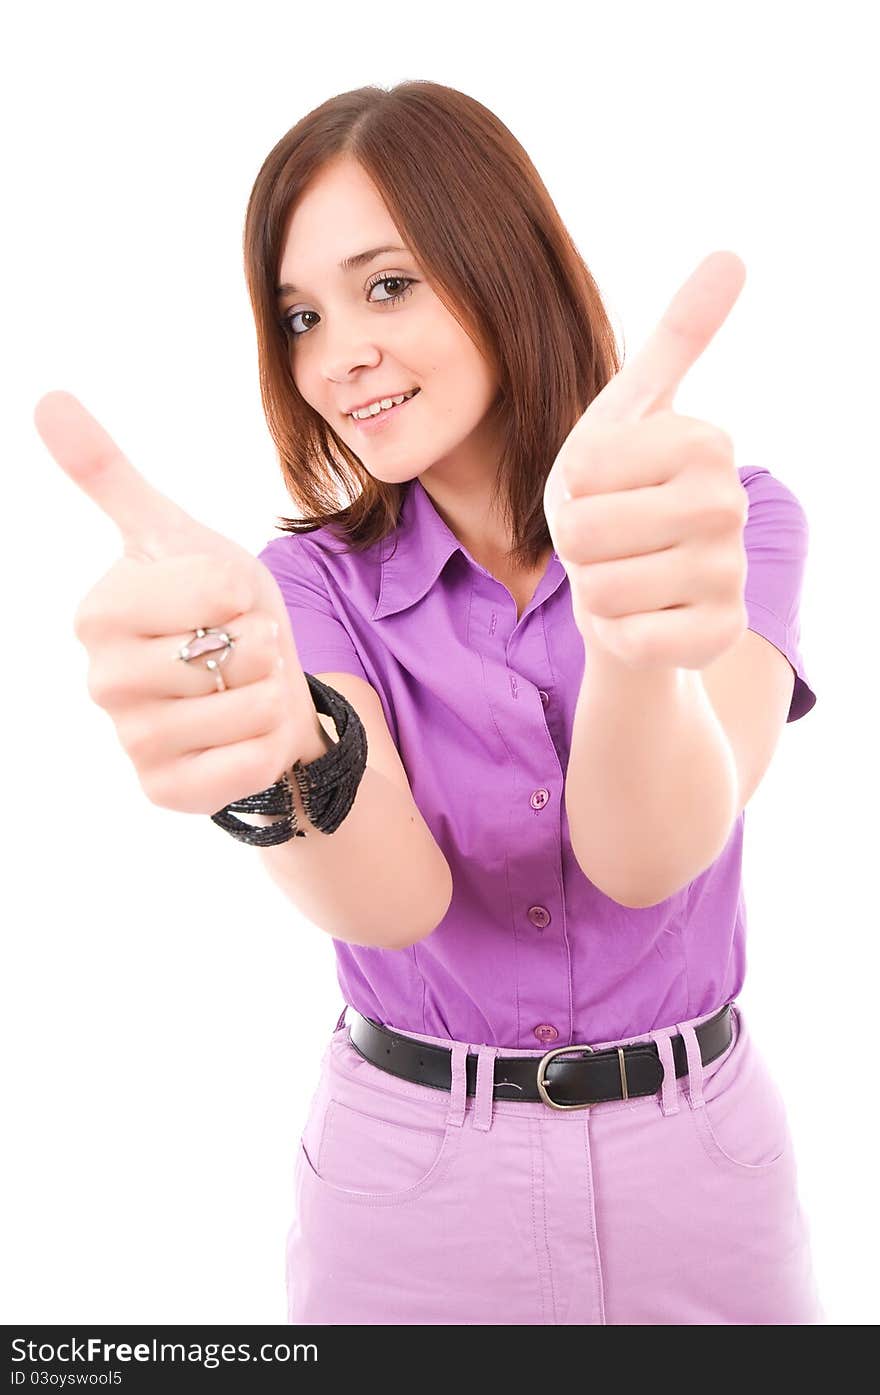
348, 389, 420, 434
344, 388, 417, 416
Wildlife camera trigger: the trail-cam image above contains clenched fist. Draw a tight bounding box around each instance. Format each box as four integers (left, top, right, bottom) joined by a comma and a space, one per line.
543, 252, 750, 673
34, 391, 319, 815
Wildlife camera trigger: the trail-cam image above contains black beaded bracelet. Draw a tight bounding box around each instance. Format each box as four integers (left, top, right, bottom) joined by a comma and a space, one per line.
209, 674, 368, 847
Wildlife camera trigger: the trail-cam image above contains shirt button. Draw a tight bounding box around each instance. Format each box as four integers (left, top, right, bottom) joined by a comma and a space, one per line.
534, 1023, 559, 1043
528, 905, 551, 928
538, 689, 549, 707
530, 788, 550, 810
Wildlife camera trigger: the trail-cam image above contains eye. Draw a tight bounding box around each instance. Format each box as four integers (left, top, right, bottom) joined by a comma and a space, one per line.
366, 273, 414, 302
278, 275, 416, 339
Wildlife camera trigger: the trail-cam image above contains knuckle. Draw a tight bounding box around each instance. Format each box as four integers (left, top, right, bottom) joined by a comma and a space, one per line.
719, 479, 746, 519
575, 566, 603, 609
86, 662, 131, 711
700, 494, 742, 534
687, 418, 721, 451
714, 550, 745, 597
720, 558, 742, 595
117, 712, 156, 762
140, 764, 174, 808
685, 421, 729, 470
247, 612, 279, 669
733, 485, 749, 525
731, 542, 748, 585
223, 561, 253, 614
143, 761, 201, 813
554, 505, 577, 558
259, 611, 281, 655
85, 665, 110, 709
257, 677, 285, 726
724, 495, 746, 530
571, 570, 588, 605
715, 426, 735, 458
238, 745, 279, 796
73, 598, 103, 644
609, 622, 638, 668
704, 423, 732, 458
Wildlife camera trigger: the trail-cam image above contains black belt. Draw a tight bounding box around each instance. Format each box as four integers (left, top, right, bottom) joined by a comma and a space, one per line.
347, 1002, 734, 1111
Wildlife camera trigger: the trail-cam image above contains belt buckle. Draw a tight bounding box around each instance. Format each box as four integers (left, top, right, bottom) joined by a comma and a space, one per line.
536, 1042, 596, 1110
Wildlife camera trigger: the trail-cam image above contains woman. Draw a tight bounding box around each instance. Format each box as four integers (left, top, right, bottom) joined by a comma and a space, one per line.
36, 81, 824, 1324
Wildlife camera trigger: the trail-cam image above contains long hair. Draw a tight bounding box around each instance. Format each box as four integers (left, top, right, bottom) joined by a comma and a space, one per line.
242, 80, 621, 571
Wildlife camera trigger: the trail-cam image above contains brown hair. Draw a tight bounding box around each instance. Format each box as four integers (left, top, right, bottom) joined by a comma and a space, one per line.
242, 80, 621, 571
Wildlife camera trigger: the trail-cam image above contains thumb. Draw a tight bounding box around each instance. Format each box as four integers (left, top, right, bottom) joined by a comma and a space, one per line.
34, 390, 211, 560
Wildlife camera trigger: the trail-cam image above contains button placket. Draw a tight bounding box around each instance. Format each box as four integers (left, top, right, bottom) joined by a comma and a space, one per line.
482, 589, 570, 1050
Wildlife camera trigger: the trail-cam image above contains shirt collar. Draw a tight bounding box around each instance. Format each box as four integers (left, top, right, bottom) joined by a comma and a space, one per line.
374, 475, 565, 620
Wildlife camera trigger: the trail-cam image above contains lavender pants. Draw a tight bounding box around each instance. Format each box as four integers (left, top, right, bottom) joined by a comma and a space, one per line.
285, 999, 825, 1324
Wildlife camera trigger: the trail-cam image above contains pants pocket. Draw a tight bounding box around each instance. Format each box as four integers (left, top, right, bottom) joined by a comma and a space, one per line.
298, 1042, 464, 1207
687, 1005, 791, 1176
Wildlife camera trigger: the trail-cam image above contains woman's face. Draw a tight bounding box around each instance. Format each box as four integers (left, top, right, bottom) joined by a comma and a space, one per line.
275, 156, 501, 488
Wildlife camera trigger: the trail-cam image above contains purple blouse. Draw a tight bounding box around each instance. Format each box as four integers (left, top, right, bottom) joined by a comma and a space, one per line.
258, 467, 816, 1048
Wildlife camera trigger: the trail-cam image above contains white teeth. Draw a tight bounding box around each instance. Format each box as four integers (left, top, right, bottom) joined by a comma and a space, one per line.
351, 389, 417, 420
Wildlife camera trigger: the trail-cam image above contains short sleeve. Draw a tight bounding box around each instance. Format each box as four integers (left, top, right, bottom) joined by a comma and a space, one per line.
257, 534, 370, 683
741, 468, 817, 722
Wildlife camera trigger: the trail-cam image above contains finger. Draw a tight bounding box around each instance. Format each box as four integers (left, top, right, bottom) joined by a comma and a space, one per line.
34, 390, 202, 557
116, 670, 287, 766
144, 731, 290, 815
568, 411, 732, 501
583, 250, 747, 426
85, 611, 280, 708
73, 554, 256, 640
555, 484, 681, 566
569, 545, 690, 619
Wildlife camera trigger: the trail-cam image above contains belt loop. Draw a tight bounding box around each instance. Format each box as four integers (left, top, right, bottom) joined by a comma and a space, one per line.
333, 1004, 348, 1033
677, 1021, 705, 1109
473, 1044, 499, 1132
649, 1028, 680, 1116
446, 1041, 469, 1129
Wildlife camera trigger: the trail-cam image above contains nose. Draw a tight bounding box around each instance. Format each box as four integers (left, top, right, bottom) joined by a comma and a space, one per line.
322, 324, 382, 385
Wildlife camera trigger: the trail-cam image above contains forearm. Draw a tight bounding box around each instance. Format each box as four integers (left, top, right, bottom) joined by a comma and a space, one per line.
565, 648, 738, 908
250, 710, 453, 950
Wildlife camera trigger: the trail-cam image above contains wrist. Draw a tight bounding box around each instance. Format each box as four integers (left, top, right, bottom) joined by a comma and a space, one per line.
582, 640, 688, 703
291, 709, 336, 768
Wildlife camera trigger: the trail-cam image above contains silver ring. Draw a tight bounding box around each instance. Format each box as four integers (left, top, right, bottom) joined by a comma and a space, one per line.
176, 626, 239, 693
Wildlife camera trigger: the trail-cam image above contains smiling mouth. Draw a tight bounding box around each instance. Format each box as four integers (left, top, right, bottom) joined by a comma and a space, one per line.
348, 387, 421, 427
347, 387, 421, 418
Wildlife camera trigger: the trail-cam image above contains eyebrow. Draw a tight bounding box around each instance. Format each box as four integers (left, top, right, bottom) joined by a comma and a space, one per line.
275, 245, 409, 299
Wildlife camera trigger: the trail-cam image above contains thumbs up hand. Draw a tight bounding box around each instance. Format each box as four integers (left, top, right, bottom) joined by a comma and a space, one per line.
34, 391, 319, 814
543, 251, 750, 673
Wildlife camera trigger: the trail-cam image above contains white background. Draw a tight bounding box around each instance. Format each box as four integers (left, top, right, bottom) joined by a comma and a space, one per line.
4, 0, 877, 1326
